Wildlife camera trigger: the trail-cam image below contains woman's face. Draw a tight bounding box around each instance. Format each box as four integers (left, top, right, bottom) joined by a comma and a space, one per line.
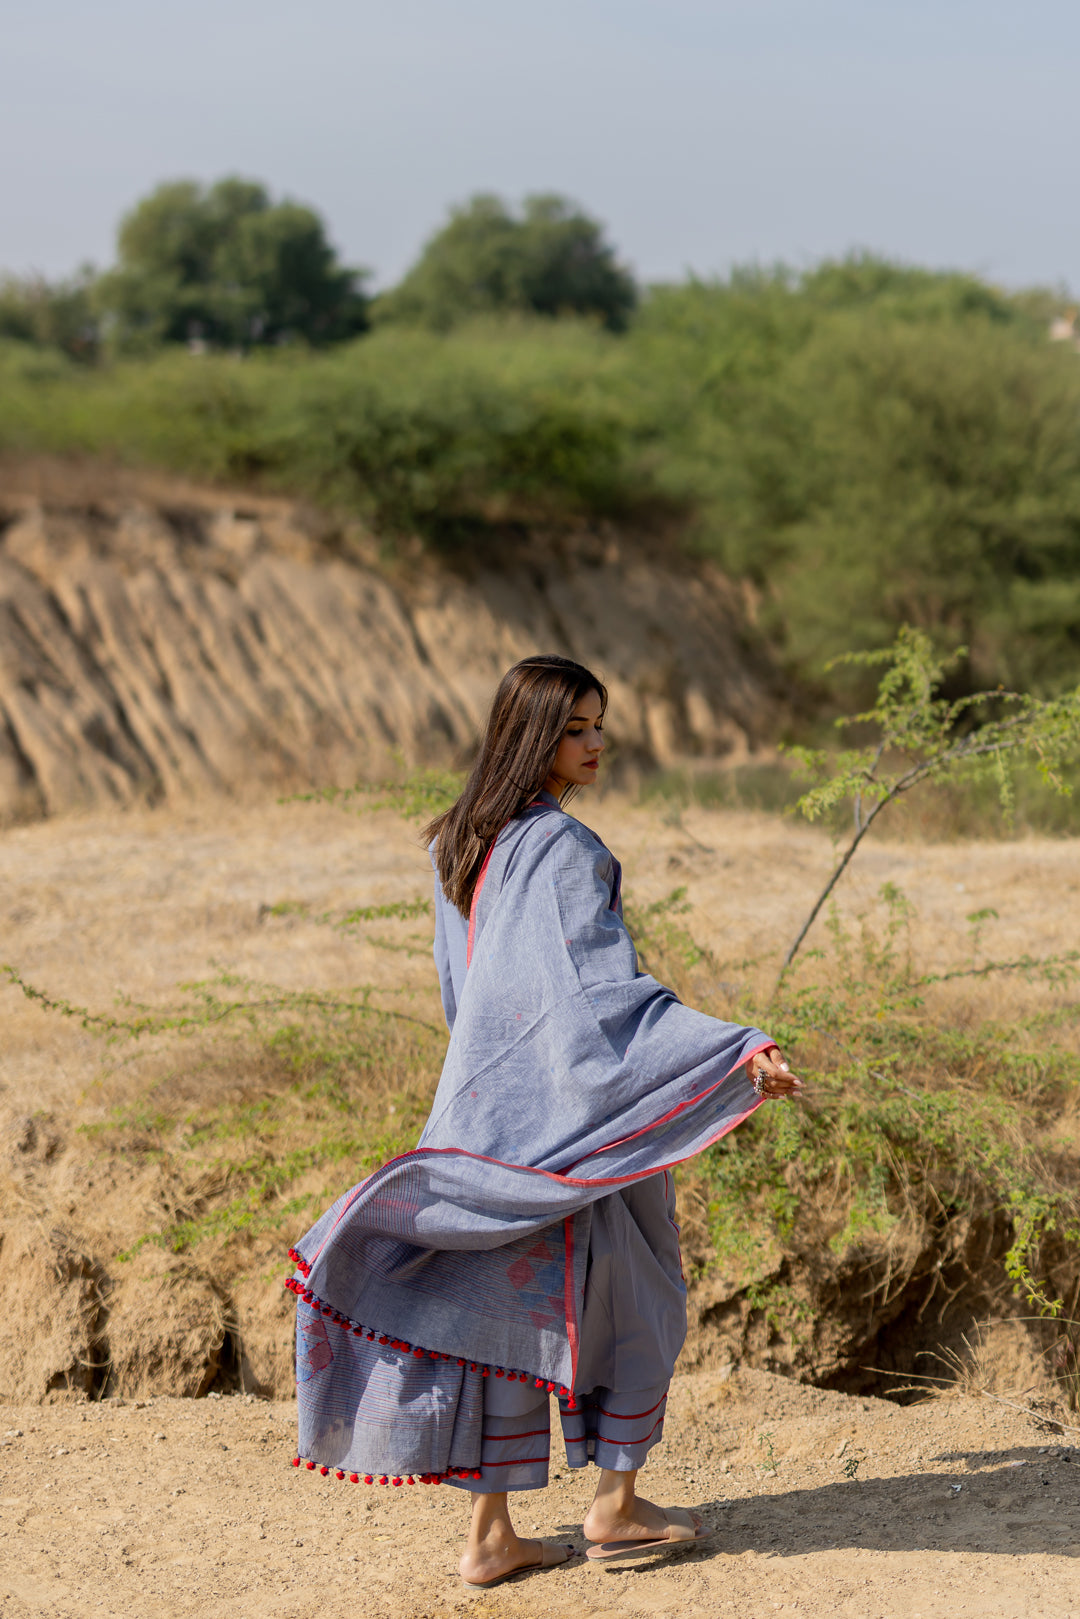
544, 687, 606, 797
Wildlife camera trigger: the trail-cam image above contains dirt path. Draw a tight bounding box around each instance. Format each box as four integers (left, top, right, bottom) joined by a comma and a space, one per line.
2, 1368, 1078, 1619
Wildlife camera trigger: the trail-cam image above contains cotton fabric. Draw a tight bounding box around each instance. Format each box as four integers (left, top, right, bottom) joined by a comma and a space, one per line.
464, 1373, 671, 1493
291, 793, 772, 1482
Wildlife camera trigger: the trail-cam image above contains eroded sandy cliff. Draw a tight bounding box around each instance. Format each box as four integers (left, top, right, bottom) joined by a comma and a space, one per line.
0, 461, 773, 821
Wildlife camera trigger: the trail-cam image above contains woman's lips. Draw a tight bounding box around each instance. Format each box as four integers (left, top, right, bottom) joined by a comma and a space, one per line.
584, 760, 599, 770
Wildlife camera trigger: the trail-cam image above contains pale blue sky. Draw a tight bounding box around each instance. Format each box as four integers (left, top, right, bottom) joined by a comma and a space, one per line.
3, 0, 1079, 290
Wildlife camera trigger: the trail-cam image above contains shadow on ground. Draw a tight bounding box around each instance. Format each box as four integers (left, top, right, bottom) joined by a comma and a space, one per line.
548, 1446, 1079, 1565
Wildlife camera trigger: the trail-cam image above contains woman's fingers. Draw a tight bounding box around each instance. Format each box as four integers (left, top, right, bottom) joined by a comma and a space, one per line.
746, 1047, 804, 1098
761, 1073, 803, 1096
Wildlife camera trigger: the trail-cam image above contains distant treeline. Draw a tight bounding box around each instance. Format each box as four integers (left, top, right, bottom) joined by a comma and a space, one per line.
2, 176, 1079, 704
0, 179, 635, 354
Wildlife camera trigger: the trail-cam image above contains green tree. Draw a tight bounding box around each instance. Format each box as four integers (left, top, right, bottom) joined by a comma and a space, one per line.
629, 264, 1080, 697
95, 178, 369, 350
0, 266, 99, 360
378, 193, 637, 332
799, 252, 1024, 324
721, 315, 1080, 694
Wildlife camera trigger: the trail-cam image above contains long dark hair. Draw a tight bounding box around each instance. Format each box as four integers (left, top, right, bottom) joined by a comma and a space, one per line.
426, 654, 607, 915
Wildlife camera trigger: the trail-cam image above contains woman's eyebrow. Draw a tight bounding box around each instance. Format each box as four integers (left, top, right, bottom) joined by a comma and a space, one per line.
567, 713, 597, 723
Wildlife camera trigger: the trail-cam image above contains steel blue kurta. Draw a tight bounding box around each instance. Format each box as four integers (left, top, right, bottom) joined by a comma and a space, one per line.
289, 794, 772, 1484
431, 825, 688, 1397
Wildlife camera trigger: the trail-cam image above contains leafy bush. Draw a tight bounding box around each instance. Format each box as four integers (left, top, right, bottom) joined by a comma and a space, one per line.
0, 322, 631, 544
4, 253, 1080, 698
624, 872, 1080, 1399
0, 268, 99, 361
625, 266, 1080, 699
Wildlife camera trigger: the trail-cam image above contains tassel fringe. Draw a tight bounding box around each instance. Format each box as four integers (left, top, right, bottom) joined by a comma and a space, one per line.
285, 1243, 579, 1489
285, 1250, 576, 1406
290, 1456, 489, 1484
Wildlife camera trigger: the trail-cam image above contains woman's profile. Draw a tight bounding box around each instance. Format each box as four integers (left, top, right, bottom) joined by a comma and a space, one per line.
286, 653, 802, 1588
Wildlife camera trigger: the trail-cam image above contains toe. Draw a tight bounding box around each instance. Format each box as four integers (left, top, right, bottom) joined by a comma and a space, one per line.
539, 1540, 575, 1569
662, 1505, 704, 1538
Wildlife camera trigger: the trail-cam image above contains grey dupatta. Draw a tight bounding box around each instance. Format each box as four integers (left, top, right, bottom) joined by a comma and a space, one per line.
289, 797, 771, 1406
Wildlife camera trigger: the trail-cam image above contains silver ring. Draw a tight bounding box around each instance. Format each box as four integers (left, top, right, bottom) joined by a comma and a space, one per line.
752, 1071, 766, 1098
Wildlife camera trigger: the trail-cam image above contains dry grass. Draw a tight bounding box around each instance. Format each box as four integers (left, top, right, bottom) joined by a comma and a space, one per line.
0, 790, 1078, 1405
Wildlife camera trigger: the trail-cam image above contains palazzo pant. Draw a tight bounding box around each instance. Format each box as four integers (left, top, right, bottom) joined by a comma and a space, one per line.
445, 1374, 670, 1493
443, 1174, 682, 1493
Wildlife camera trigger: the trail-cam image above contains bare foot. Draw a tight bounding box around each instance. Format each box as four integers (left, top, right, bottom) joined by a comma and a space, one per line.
583, 1494, 701, 1545
459, 1534, 572, 1587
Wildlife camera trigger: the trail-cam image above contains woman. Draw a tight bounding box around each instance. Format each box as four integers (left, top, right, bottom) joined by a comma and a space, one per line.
287, 654, 801, 1589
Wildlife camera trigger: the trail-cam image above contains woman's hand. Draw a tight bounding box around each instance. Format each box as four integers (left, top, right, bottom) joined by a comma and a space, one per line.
746, 1045, 803, 1101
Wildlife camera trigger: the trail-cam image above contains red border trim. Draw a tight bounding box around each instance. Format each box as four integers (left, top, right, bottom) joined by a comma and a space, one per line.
305, 1059, 765, 1282
595, 1412, 667, 1447
465, 799, 546, 969
475, 1454, 551, 1468
563, 1214, 579, 1395
286, 1274, 574, 1401
466, 842, 497, 969
564, 1040, 773, 1168
481, 1427, 551, 1441
595, 1393, 667, 1421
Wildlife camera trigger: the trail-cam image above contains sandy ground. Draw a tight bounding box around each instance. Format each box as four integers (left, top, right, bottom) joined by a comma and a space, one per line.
1, 1368, 1078, 1619
2, 794, 1079, 1615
